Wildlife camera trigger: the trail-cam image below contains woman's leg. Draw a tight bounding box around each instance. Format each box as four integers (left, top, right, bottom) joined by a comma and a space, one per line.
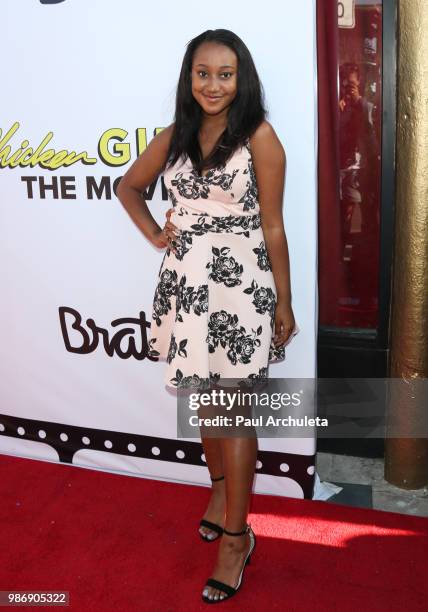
199, 436, 226, 539
203, 387, 258, 600
197, 381, 229, 539
221, 435, 257, 531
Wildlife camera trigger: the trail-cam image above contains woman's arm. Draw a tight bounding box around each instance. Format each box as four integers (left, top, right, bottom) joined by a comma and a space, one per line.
250, 121, 296, 346
116, 123, 175, 248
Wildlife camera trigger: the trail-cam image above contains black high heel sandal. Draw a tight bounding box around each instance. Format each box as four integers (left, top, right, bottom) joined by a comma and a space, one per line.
202, 524, 256, 603
199, 475, 225, 542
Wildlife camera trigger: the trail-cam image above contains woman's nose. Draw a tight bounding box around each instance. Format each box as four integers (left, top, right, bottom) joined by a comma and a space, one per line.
205, 76, 220, 92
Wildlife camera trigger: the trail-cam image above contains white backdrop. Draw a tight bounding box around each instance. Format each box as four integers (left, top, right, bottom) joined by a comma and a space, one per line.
0, 0, 318, 499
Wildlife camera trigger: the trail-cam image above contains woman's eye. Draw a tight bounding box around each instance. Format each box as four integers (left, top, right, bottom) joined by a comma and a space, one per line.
196, 70, 233, 78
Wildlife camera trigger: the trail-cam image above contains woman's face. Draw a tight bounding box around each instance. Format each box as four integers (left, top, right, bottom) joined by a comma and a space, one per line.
191, 41, 238, 117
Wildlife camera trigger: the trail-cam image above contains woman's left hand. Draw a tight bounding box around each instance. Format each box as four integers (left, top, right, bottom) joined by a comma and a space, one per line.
273, 300, 296, 347
163, 207, 181, 255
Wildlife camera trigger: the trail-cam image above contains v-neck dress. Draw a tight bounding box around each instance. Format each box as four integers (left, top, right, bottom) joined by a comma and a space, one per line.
147, 138, 300, 390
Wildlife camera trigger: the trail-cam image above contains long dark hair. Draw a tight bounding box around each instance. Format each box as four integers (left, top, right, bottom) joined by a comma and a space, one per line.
165, 29, 267, 175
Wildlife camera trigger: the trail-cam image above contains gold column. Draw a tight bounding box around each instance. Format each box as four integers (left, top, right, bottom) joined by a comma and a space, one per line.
384, 0, 428, 488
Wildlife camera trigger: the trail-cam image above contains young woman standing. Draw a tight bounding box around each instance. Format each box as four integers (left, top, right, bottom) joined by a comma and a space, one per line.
117, 29, 299, 604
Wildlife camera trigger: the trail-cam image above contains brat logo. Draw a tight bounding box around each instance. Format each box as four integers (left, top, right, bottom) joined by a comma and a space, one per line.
59, 306, 157, 361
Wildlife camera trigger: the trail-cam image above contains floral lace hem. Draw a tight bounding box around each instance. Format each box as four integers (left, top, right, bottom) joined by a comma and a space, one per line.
167, 366, 269, 391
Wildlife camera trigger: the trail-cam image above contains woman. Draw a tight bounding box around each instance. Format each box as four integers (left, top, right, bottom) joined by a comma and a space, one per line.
117, 29, 299, 604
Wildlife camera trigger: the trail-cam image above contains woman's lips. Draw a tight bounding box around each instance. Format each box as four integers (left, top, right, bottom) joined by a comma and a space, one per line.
204, 95, 222, 102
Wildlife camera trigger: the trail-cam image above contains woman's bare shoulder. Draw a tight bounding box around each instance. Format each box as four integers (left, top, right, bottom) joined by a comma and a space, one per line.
117, 122, 175, 193
250, 120, 283, 147
149, 122, 175, 151
249, 120, 285, 163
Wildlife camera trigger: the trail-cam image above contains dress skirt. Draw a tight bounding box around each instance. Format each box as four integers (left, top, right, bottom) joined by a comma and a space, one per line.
147, 210, 300, 391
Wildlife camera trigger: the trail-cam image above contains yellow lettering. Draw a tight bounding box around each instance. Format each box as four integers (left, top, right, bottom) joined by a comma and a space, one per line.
136, 128, 147, 156
98, 128, 130, 166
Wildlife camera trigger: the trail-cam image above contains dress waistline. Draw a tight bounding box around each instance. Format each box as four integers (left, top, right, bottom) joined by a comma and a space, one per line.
170, 210, 262, 236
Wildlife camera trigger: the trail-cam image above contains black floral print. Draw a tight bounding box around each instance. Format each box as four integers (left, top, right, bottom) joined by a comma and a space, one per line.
167, 214, 261, 261
207, 310, 263, 366
171, 166, 239, 201
152, 268, 178, 326
243, 281, 276, 325
238, 143, 259, 211
169, 367, 267, 390
175, 276, 208, 322
253, 241, 272, 271
202, 166, 239, 188
249, 366, 268, 381
207, 246, 243, 287
269, 341, 285, 361
166, 334, 188, 364
171, 231, 193, 261
172, 171, 210, 200
170, 369, 221, 390
186, 213, 261, 237
147, 336, 160, 358
227, 326, 262, 366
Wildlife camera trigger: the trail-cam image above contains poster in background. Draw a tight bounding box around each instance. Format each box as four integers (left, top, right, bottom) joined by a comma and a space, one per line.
0, 0, 318, 498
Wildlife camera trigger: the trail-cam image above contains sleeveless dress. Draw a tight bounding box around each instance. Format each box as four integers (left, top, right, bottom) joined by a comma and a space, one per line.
147, 138, 300, 390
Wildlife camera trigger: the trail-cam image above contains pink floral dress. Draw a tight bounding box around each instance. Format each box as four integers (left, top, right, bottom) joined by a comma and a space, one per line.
147, 138, 300, 390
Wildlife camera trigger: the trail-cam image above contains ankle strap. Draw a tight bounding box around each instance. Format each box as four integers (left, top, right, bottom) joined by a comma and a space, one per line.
223, 524, 249, 536
210, 475, 225, 482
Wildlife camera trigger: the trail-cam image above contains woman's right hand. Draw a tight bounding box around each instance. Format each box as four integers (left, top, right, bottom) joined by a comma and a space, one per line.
151, 207, 181, 254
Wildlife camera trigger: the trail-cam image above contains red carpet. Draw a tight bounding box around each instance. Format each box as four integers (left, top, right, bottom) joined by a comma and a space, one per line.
1, 453, 427, 611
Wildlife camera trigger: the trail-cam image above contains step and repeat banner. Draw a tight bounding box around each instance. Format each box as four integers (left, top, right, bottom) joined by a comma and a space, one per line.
0, 0, 318, 499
